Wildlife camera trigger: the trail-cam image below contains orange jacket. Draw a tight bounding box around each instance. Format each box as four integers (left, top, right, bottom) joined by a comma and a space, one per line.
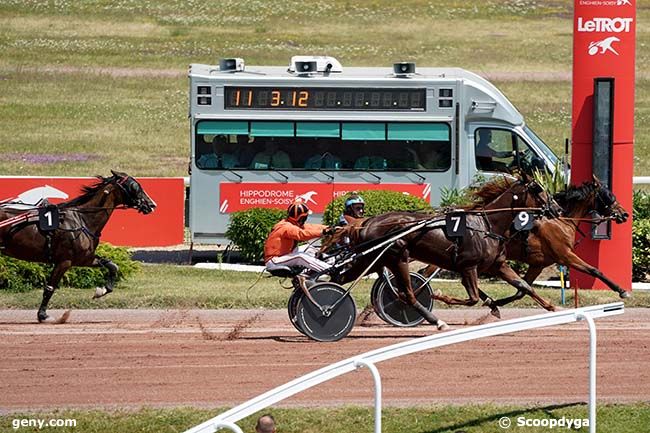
264, 219, 327, 262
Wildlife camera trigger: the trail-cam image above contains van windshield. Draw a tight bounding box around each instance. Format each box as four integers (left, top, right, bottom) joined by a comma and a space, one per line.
523, 126, 559, 166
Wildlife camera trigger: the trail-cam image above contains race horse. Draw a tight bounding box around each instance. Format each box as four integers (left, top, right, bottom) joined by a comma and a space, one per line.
323, 175, 555, 328
420, 177, 630, 308
0, 171, 156, 322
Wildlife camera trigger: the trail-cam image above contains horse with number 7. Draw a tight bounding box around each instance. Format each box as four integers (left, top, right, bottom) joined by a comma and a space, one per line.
0, 171, 156, 322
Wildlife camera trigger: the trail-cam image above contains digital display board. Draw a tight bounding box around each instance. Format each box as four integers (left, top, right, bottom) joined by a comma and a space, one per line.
224, 87, 426, 111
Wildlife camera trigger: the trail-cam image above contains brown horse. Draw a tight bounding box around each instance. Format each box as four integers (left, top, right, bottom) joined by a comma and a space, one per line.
421, 178, 630, 308
323, 176, 554, 328
0, 171, 156, 322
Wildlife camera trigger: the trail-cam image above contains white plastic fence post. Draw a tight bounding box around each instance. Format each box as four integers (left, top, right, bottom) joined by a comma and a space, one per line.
354, 359, 382, 433
212, 421, 244, 433
576, 312, 597, 433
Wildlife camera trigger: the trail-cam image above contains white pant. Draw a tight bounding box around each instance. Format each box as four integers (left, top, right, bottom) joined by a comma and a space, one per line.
266, 246, 331, 273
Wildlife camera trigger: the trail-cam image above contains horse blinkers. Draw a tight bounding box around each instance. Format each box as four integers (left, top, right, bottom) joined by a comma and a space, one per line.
115, 175, 155, 214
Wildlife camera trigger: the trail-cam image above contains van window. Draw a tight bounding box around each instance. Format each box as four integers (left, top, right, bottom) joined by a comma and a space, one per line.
195, 121, 452, 171
475, 128, 542, 174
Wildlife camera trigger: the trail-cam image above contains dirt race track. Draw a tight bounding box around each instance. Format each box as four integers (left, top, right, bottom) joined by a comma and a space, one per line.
0, 307, 648, 413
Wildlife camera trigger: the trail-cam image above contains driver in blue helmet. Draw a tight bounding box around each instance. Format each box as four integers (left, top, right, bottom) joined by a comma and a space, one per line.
338, 193, 365, 226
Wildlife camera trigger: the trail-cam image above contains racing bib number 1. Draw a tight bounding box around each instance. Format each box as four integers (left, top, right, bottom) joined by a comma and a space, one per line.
38, 206, 60, 231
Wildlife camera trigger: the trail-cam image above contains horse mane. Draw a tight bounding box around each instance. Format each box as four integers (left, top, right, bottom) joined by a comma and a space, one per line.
59, 175, 114, 208
553, 182, 594, 213
468, 176, 514, 209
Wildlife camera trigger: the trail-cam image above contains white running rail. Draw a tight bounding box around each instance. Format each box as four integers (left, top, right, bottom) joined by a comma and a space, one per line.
184, 302, 624, 433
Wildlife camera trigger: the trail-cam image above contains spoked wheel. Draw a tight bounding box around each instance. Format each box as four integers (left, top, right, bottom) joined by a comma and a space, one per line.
296, 283, 356, 342
287, 289, 306, 335
372, 272, 434, 327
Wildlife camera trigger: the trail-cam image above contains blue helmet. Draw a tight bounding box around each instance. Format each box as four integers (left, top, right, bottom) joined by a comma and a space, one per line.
345, 195, 365, 208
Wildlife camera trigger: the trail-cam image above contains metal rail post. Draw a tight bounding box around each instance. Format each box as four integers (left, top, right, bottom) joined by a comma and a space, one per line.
354, 359, 382, 433
212, 421, 244, 433
576, 312, 597, 433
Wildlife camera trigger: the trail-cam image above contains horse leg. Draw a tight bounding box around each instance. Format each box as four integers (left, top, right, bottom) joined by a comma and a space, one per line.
560, 251, 630, 299
38, 260, 72, 323
493, 263, 556, 311
523, 265, 545, 286
92, 256, 119, 298
388, 257, 448, 330
433, 267, 483, 307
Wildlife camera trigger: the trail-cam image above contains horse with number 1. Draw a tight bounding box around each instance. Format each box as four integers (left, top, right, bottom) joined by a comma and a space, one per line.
0, 171, 156, 322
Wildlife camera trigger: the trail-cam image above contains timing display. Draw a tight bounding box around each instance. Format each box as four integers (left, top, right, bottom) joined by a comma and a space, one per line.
224, 87, 426, 111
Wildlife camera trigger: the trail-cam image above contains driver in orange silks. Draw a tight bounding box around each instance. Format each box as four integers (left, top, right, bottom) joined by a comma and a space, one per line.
264, 199, 331, 274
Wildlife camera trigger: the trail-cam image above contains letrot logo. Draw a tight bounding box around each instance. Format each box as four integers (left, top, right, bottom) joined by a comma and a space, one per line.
617, 0, 632, 5
296, 191, 318, 205
588, 36, 621, 55
577, 17, 633, 33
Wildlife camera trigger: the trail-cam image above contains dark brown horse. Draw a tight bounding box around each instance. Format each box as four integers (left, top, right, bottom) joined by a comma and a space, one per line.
421, 178, 630, 308
324, 176, 553, 328
0, 171, 156, 322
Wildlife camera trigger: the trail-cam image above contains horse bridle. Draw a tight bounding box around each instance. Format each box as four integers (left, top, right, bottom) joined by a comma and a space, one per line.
114, 175, 147, 212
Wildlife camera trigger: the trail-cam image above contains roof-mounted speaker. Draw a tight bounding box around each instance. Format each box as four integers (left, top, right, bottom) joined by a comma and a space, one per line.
393, 62, 416, 77
289, 56, 343, 75
219, 58, 245, 72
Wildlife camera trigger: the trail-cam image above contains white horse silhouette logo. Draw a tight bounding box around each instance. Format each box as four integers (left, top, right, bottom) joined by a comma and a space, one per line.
296, 191, 318, 205
588, 36, 620, 56
617, 0, 631, 5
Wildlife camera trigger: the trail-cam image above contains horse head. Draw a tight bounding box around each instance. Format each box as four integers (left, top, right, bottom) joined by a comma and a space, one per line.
110, 170, 157, 214
471, 175, 555, 212
591, 177, 628, 223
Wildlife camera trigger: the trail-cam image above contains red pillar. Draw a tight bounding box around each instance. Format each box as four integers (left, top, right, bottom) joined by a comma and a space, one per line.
571, 0, 636, 291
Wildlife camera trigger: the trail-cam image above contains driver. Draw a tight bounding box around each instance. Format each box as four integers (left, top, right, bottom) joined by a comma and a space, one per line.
338, 193, 365, 226
264, 199, 331, 274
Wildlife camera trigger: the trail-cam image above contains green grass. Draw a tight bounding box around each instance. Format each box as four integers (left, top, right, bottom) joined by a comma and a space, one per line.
0, 264, 646, 310
0, 0, 648, 176
1, 403, 649, 433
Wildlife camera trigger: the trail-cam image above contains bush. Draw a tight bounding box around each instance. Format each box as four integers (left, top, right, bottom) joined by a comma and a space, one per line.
226, 207, 286, 262
323, 190, 432, 226
633, 219, 650, 282
633, 189, 650, 220
0, 243, 140, 291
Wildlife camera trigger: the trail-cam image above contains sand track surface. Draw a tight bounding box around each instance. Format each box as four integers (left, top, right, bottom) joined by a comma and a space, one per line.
0, 308, 648, 413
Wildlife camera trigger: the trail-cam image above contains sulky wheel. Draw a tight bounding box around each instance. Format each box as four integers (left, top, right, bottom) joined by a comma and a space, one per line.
373, 272, 434, 327
296, 283, 356, 342
287, 289, 306, 336
370, 276, 389, 323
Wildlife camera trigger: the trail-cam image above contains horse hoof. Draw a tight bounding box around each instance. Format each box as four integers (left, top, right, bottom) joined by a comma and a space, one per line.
93, 287, 109, 299
37, 312, 49, 323
490, 307, 501, 319
619, 291, 631, 299
437, 320, 450, 331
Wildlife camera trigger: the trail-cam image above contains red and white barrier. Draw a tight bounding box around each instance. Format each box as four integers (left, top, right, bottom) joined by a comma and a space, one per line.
0, 177, 185, 247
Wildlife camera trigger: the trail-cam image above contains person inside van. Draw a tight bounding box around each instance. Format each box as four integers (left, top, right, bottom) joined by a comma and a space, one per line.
475, 129, 512, 172
304, 139, 342, 169
250, 139, 292, 169
354, 141, 387, 170
197, 135, 238, 169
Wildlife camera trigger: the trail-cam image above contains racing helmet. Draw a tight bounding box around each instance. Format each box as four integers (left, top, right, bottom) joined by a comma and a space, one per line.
344, 194, 365, 218
287, 199, 311, 225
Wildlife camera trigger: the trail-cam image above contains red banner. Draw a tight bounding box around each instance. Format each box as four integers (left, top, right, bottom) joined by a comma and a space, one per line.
219, 182, 431, 213
571, 0, 635, 290
0, 177, 185, 247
